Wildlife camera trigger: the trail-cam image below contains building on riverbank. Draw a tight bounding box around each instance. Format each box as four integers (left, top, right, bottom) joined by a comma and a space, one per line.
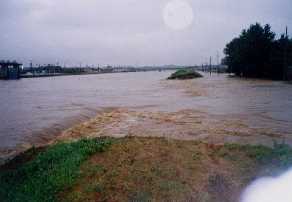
0, 61, 22, 79
21, 64, 63, 77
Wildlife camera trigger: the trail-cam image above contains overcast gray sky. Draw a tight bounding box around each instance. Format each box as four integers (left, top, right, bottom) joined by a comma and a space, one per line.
0, 0, 291, 66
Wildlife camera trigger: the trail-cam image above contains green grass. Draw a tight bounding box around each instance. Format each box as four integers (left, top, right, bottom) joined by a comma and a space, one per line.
168, 69, 203, 80
0, 138, 112, 202
2, 136, 292, 202
220, 141, 292, 167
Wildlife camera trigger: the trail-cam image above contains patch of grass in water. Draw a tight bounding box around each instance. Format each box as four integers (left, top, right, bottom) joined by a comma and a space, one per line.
168, 69, 203, 80
0, 138, 111, 202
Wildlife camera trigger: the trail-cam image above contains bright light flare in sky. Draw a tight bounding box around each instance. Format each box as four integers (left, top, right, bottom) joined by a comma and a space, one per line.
163, 0, 194, 31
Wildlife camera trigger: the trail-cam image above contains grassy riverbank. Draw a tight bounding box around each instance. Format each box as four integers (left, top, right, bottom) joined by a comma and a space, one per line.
1, 137, 292, 202
0, 138, 111, 202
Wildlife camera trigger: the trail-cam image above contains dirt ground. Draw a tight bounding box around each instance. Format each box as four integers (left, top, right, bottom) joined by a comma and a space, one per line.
59, 137, 279, 202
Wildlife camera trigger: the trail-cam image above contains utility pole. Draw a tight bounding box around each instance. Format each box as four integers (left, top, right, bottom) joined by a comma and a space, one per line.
283, 26, 288, 81
209, 56, 212, 75
216, 51, 220, 74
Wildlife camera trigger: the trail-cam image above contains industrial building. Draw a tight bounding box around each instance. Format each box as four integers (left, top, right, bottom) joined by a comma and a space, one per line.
0, 61, 22, 79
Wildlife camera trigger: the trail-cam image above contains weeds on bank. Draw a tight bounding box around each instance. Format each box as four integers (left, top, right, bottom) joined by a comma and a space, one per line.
2, 137, 292, 202
0, 138, 111, 202
219, 141, 292, 167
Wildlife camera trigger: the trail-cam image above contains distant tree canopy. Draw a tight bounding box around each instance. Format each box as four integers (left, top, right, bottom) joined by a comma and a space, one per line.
223, 23, 292, 80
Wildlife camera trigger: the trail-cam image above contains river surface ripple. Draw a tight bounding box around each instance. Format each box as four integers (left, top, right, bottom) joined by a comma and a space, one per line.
0, 71, 292, 158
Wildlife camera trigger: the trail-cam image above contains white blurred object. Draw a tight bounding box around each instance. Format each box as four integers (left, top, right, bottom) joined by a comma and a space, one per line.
163, 0, 194, 30
241, 169, 292, 202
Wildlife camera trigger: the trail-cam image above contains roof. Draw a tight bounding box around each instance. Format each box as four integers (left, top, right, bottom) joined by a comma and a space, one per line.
0, 60, 22, 66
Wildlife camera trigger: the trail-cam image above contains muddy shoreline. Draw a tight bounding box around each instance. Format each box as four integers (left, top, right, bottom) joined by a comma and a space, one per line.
3, 106, 285, 164
57, 107, 290, 144
2, 104, 291, 166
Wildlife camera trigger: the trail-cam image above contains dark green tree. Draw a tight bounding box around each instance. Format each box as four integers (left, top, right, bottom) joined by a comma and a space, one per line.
223, 23, 292, 80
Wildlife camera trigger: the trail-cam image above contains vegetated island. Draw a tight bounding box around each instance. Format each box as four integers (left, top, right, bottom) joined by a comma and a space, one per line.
167, 69, 203, 80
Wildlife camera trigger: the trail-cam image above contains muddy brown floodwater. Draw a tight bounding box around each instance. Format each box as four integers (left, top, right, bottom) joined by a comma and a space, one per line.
1, 71, 292, 163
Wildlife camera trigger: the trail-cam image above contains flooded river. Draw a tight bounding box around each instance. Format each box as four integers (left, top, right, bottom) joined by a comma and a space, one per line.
0, 71, 187, 152
1, 71, 292, 161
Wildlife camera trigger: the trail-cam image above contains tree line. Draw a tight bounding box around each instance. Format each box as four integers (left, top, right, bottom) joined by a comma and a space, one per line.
223, 23, 292, 80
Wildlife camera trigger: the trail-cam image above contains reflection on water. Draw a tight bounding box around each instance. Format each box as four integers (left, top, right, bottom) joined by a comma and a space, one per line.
0, 71, 292, 157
